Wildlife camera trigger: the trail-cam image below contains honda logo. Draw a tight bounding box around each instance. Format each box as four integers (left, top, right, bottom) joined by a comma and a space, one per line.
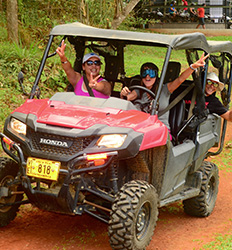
40, 138, 71, 148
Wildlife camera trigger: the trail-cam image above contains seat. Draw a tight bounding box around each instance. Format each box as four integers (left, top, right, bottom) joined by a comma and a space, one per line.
164, 61, 181, 83
127, 75, 141, 87
104, 55, 120, 81
169, 100, 186, 143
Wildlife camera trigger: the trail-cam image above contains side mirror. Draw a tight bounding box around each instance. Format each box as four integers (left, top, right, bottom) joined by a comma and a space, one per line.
18, 71, 24, 84
18, 71, 29, 96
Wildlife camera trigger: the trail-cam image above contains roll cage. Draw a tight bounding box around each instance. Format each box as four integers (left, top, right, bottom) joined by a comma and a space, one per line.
30, 22, 232, 155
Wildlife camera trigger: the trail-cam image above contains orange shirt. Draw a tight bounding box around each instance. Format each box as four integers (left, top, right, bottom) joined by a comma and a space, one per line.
197, 7, 205, 18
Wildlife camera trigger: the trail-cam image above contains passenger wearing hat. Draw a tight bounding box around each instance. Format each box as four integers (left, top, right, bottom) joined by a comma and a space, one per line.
205, 72, 224, 94
56, 40, 111, 98
120, 52, 209, 132
204, 72, 232, 121
184, 72, 232, 122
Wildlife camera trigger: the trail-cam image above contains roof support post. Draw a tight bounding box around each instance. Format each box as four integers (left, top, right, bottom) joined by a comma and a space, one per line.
151, 46, 172, 116
30, 35, 54, 99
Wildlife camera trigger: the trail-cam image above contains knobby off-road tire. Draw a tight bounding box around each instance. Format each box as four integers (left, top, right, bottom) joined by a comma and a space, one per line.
0, 157, 23, 227
108, 180, 158, 250
183, 161, 219, 217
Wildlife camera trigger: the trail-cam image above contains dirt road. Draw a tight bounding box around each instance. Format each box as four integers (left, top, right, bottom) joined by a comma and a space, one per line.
0, 171, 231, 250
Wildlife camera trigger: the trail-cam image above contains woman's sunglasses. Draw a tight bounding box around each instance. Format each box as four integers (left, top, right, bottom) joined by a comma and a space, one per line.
141, 69, 157, 78
86, 60, 101, 66
207, 80, 219, 88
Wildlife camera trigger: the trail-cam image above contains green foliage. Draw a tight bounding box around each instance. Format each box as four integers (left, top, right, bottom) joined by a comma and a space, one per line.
2, 0, 145, 37
0, 26, 7, 42
82, 0, 115, 27
0, 39, 42, 91
0, 89, 25, 131
202, 233, 232, 249
15, 0, 117, 37
17, 0, 79, 28
121, 15, 149, 29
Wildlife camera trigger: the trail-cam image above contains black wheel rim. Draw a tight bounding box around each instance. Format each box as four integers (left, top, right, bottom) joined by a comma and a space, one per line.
206, 176, 215, 205
0, 175, 17, 212
136, 201, 151, 241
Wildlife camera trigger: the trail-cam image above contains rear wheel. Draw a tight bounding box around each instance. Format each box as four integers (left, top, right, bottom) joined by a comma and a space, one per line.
0, 157, 23, 227
109, 180, 158, 250
183, 161, 219, 217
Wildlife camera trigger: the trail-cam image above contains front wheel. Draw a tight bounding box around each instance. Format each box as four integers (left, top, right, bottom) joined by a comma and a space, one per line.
0, 157, 23, 227
183, 161, 219, 217
109, 180, 158, 250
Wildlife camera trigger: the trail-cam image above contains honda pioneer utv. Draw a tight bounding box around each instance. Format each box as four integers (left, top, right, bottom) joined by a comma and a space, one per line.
1, 22, 232, 250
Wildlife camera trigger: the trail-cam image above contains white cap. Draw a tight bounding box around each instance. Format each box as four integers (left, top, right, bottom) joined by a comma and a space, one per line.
82, 53, 101, 64
207, 72, 224, 91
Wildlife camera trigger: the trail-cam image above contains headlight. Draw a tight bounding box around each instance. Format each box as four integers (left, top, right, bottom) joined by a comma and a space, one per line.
96, 134, 127, 148
10, 118, 27, 135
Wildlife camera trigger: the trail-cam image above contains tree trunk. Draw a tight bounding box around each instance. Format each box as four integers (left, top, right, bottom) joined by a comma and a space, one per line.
111, 0, 140, 29
80, 0, 89, 24
76, 0, 82, 22
7, 0, 18, 43
0, 0, 2, 11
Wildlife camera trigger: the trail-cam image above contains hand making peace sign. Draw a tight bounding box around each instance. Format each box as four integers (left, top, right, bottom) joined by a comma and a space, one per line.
89, 73, 101, 89
56, 40, 67, 62
191, 52, 209, 69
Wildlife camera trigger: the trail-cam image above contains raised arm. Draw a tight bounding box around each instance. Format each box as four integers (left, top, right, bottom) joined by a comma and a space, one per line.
167, 53, 209, 93
56, 40, 81, 87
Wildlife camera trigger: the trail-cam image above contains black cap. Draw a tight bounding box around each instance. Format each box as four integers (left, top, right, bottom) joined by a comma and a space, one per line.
140, 62, 158, 78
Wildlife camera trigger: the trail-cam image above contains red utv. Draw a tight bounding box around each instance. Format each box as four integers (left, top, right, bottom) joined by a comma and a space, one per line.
1, 22, 232, 249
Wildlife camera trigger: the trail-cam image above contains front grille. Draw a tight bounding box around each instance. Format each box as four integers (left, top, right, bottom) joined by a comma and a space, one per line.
27, 129, 96, 157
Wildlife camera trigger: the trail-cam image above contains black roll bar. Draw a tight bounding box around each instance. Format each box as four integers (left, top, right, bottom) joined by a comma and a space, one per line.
29, 35, 54, 99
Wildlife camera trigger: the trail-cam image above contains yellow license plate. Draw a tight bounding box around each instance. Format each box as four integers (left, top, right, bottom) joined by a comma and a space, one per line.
26, 157, 60, 181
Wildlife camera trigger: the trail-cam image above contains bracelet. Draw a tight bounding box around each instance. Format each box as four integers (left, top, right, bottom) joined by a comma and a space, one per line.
190, 64, 197, 71
62, 60, 68, 64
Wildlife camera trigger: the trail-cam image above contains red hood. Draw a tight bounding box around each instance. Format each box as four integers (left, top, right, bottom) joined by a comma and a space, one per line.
13, 99, 155, 129
13, 99, 168, 149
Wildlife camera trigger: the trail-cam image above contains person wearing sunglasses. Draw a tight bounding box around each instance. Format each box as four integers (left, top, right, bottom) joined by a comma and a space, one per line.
56, 40, 111, 98
120, 53, 209, 132
203, 72, 232, 121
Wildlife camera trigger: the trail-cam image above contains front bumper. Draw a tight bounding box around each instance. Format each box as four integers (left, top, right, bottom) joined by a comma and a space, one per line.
0, 133, 118, 223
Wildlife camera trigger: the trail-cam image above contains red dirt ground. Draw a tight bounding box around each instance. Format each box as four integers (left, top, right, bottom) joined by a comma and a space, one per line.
0, 122, 231, 250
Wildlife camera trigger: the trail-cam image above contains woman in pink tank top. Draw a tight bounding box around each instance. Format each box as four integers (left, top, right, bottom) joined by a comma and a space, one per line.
56, 40, 111, 98
74, 76, 109, 99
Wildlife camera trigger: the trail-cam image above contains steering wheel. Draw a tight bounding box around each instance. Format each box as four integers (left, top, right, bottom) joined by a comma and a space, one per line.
129, 85, 156, 113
